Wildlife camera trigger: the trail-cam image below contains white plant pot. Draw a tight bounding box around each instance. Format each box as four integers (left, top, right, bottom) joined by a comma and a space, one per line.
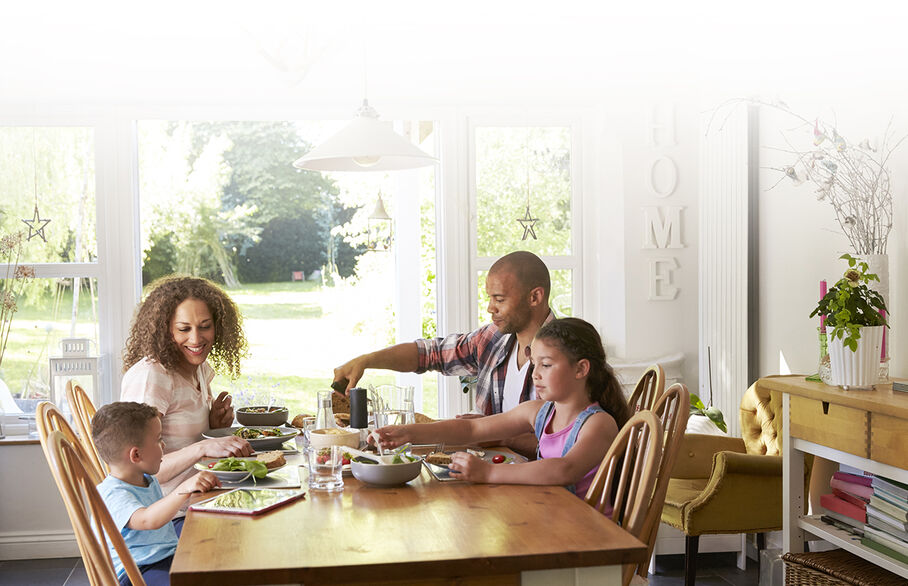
828, 325, 885, 390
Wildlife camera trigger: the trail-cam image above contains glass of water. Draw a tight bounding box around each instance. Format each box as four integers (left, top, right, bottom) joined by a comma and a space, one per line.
307, 445, 344, 492
370, 385, 415, 427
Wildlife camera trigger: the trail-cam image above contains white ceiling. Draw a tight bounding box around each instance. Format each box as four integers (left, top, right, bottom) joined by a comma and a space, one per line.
1, 1, 905, 107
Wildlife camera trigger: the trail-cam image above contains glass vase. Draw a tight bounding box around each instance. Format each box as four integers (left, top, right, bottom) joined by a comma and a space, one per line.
817, 328, 832, 385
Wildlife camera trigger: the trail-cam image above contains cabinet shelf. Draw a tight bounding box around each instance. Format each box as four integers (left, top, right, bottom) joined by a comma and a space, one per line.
798, 515, 908, 579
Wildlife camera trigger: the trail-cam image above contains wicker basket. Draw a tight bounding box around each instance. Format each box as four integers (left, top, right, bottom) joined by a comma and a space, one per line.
782, 549, 907, 586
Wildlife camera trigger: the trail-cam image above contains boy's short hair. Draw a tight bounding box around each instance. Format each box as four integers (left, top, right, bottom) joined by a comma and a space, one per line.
91, 402, 161, 464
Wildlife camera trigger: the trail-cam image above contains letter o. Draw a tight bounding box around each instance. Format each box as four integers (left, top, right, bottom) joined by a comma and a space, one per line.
646, 155, 678, 198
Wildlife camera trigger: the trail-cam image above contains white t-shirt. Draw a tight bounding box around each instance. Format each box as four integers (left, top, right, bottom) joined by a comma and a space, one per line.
501, 345, 534, 412
121, 358, 215, 494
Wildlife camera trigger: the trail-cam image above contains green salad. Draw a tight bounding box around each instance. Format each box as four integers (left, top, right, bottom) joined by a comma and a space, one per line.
210, 457, 268, 479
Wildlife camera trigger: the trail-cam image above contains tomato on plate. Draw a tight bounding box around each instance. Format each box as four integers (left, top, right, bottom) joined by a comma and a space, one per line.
208, 462, 215, 468
491, 454, 505, 464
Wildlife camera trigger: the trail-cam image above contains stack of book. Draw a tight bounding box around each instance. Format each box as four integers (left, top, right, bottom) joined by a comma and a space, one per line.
819, 469, 908, 565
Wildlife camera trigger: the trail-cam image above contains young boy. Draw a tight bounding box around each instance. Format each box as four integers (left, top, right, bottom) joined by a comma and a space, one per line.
92, 402, 221, 586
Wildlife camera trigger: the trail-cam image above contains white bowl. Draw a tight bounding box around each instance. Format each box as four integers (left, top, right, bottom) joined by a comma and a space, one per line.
350, 457, 422, 487
308, 427, 360, 450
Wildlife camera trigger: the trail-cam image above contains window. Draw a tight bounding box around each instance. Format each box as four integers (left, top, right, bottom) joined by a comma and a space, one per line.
136, 120, 439, 418
470, 122, 581, 327
0, 126, 101, 414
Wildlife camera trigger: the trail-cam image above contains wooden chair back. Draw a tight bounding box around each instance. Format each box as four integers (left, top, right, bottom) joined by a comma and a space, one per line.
65, 380, 108, 478
36, 401, 104, 485
635, 383, 691, 579
627, 364, 665, 414
585, 410, 663, 533
44, 430, 146, 586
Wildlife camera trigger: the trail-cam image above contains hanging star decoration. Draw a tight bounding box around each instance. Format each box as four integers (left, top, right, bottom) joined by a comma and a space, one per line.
22, 203, 50, 242
517, 204, 538, 240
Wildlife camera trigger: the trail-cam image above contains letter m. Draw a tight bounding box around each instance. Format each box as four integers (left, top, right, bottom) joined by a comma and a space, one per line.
642, 206, 683, 249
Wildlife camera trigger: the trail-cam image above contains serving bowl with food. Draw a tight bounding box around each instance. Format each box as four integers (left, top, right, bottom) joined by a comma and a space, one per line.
195, 451, 287, 482
350, 451, 423, 487
308, 427, 360, 450
236, 405, 289, 426
203, 426, 299, 451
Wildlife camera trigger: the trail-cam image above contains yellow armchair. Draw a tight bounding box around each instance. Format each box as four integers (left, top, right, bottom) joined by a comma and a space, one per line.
660, 383, 786, 585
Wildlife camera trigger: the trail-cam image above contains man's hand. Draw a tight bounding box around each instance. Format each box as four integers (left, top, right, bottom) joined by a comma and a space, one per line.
209, 391, 235, 428
333, 356, 368, 393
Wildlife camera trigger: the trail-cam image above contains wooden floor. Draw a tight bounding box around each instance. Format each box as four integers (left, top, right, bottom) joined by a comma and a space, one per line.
0, 552, 760, 586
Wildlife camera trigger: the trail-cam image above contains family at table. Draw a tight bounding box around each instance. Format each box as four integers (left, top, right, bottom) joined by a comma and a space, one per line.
96, 250, 632, 586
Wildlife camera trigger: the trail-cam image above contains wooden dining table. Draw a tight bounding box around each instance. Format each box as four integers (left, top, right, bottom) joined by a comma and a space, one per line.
171, 451, 647, 586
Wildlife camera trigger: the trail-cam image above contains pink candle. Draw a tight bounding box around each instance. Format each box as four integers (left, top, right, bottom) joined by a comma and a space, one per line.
820, 280, 828, 333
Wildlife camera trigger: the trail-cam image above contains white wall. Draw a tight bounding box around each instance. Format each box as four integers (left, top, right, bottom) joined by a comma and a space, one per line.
596, 92, 700, 393
758, 93, 908, 379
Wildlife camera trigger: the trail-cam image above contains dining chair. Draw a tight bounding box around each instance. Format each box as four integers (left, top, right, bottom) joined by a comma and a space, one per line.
65, 380, 108, 478
632, 383, 691, 581
44, 429, 146, 586
584, 410, 664, 586
626, 364, 665, 414
36, 401, 104, 485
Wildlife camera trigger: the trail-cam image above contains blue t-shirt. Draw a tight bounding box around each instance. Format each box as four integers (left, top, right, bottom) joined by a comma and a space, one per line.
97, 474, 178, 579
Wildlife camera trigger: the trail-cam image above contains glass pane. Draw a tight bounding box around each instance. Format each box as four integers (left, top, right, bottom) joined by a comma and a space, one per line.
0, 127, 97, 263
476, 269, 572, 326
475, 126, 572, 257
137, 120, 437, 418
0, 277, 100, 414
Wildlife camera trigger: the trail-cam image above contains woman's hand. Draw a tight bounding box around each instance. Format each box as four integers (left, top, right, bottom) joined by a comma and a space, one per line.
375, 425, 411, 449
448, 452, 491, 483
209, 391, 235, 429
200, 435, 252, 458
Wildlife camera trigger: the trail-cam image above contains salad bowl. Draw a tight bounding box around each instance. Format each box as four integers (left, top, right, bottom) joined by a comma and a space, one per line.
203, 426, 299, 451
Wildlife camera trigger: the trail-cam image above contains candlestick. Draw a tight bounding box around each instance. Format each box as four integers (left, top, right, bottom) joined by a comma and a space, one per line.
880, 309, 887, 360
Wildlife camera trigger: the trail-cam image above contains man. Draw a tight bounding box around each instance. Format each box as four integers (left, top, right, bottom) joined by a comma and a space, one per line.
333, 250, 554, 457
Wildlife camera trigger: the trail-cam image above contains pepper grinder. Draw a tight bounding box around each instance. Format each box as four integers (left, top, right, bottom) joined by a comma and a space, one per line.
349, 387, 368, 429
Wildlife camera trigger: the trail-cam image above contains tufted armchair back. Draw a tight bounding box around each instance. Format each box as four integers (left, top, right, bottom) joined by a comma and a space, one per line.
738, 383, 783, 456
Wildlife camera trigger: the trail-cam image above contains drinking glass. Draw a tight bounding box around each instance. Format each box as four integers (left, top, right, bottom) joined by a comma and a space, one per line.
370, 385, 415, 427
301, 416, 317, 444
307, 445, 344, 492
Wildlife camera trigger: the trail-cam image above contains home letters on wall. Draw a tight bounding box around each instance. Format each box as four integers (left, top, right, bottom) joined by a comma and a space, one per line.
644, 103, 684, 301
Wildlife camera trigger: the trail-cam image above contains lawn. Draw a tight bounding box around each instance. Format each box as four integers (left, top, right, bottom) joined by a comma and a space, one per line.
1, 280, 439, 418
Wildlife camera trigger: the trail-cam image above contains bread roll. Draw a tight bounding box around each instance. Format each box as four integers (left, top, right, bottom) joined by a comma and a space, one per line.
425, 452, 452, 466
332, 392, 350, 414
291, 414, 314, 429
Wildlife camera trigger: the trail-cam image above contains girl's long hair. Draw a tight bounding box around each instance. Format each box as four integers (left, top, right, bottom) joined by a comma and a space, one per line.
535, 318, 630, 429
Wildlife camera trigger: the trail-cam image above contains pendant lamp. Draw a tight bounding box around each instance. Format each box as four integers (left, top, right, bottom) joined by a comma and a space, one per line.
293, 99, 437, 172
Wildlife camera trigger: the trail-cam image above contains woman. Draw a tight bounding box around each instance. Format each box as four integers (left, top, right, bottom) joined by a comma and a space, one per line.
121, 276, 252, 494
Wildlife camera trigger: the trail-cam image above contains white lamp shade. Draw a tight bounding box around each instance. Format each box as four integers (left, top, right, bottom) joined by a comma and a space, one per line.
293, 110, 437, 172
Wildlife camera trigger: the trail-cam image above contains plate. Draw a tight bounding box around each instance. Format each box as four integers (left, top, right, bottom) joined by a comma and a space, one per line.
423, 448, 523, 481
195, 457, 286, 482
203, 426, 299, 451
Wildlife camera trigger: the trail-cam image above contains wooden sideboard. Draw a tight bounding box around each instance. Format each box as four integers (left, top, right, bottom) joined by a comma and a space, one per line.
757, 375, 908, 580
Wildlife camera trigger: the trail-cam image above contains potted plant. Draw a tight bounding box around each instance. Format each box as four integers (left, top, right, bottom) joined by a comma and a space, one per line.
809, 254, 888, 389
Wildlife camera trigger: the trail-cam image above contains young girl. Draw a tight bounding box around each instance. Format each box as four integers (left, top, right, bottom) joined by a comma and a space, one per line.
377, 317, 630, 497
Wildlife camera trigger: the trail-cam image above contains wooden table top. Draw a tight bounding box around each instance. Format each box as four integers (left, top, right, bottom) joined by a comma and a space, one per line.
171, 454, 646, 586
758, 375, 908, 419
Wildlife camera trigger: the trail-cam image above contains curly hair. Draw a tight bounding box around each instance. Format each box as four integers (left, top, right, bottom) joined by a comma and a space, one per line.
535, 317, 630, 430
123, 275, 247, 379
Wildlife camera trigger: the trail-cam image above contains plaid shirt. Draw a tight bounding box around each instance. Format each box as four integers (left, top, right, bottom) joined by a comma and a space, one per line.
415, 311, 555, 415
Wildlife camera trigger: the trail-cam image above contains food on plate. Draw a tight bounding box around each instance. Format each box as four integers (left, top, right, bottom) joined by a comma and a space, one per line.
334, 413, 350, 427
238, 406, 287, 414
233, 427, 287, 439
491, 454, 506, 464
209, 457, 268, 479
256, 451, 286, 470
466, 448, 485, 458
290, 414, 314, 428
425, 452, 452, 467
